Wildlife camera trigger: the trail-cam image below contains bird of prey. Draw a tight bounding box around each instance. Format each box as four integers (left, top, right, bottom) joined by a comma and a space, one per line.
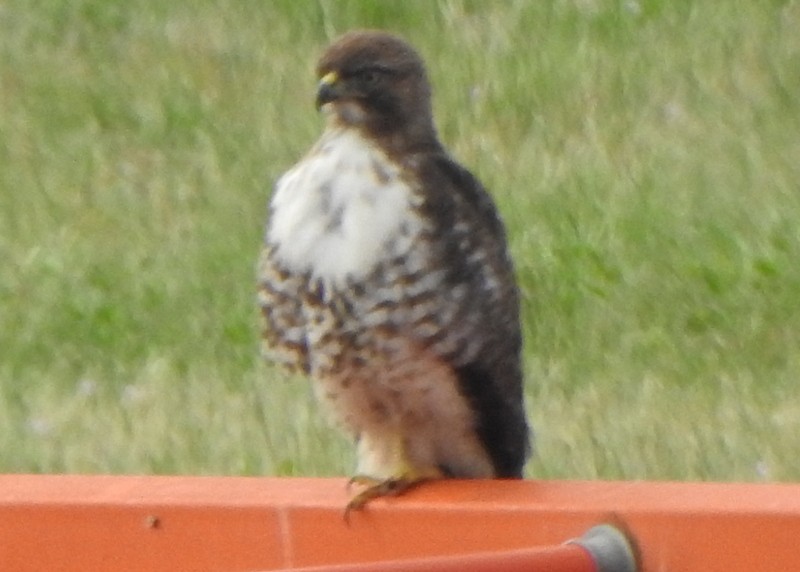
258, 30, 530, 512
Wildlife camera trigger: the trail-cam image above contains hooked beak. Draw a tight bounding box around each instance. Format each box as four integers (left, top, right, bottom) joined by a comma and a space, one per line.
316, 71, 341, 110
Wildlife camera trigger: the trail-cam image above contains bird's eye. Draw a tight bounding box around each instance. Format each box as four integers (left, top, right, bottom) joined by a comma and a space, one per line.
360, 69, 381, 85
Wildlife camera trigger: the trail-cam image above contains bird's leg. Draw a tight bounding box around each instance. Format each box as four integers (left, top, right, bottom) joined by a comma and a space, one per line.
344, 431, 444, 520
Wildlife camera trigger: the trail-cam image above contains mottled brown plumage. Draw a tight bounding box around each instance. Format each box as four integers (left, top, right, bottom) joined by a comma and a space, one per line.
258, 30, 530, 510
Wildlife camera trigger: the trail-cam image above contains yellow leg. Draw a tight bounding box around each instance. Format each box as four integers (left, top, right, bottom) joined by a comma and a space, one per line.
343, 429, 447, 520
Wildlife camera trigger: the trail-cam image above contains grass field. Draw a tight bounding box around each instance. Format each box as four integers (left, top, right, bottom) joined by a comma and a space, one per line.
1, 0, 799, 482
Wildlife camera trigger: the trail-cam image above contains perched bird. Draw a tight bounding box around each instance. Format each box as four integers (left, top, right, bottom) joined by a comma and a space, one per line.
258, 30, 530, 512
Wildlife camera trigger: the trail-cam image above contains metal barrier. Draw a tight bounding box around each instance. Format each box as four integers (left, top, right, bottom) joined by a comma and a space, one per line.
2, 475, 799, 571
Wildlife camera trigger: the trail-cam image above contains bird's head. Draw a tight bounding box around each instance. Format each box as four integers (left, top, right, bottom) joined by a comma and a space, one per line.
315, 30, 437, 148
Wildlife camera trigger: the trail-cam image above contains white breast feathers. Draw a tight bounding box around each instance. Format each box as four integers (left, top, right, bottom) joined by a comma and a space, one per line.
268, 129, 419, 284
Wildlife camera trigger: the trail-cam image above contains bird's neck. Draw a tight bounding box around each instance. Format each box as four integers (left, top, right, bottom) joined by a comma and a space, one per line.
328, 110, 442, 162
373, 124, 443, 164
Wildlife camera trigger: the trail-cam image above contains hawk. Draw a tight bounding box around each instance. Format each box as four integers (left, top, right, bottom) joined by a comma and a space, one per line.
258, 30, 531, 511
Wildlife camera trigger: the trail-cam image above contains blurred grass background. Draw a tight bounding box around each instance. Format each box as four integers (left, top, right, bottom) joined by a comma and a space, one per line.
1, 0, 798, 481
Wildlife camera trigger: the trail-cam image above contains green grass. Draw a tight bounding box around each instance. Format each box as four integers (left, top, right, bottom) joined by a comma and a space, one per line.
1, 0, 799, 482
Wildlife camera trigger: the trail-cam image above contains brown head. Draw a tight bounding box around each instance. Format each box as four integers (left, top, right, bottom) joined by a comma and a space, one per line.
315, 30, 439, 152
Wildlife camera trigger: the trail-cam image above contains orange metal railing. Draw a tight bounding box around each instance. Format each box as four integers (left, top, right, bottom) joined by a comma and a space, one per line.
1, 475, 799, 571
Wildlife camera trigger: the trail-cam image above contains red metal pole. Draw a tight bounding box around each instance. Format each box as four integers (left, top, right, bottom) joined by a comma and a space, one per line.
283, 524, 637, 572
284, 544, 594, 572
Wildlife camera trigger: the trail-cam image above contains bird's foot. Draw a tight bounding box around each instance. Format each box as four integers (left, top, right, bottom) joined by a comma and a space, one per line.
344, 472, 437, 521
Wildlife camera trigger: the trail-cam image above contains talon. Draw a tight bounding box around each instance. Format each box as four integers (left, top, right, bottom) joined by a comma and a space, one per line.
342, 474, 435, 521
346, 474, 381, 491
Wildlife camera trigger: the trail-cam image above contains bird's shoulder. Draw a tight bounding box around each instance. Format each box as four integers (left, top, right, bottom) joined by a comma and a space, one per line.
402, 149, 507, 242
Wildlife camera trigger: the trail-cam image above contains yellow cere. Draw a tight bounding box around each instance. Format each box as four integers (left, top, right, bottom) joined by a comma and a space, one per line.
319, 71, 339, 86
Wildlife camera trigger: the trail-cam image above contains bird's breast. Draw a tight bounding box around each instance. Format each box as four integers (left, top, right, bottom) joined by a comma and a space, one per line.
268, 129, 422, 285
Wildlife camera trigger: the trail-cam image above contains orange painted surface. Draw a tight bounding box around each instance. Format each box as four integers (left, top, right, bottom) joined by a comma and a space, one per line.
1, 475, 799, 571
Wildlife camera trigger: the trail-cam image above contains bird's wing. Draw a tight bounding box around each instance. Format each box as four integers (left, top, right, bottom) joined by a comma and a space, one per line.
410, 152, 531, 477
